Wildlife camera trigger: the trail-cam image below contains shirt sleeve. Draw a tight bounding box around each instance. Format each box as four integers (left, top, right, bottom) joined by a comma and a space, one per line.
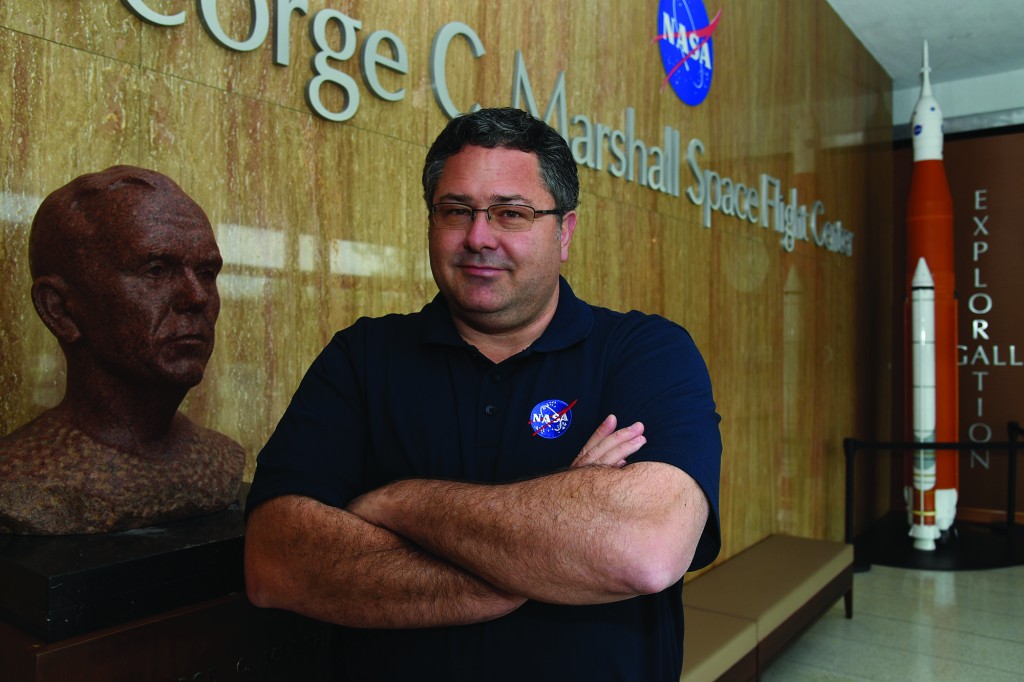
598, 313, 723, 571
245, 331, 368, 518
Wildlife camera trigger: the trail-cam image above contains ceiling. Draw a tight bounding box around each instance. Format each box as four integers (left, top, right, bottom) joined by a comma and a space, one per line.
825, 0, 1024, 91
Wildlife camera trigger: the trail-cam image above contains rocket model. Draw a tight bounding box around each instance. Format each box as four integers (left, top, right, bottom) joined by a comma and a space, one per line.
904, 41, 958, 550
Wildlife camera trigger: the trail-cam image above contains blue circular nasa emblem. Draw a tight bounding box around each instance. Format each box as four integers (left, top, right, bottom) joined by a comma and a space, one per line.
529, 399, 575, 439
656, 0, 718, 106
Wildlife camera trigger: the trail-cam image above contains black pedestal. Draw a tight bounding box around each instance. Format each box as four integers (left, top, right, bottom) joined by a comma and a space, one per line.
0, 493, 332, 681
854, 511, 1024, 571
0, 593, 332, 682
0, 506, 246, 642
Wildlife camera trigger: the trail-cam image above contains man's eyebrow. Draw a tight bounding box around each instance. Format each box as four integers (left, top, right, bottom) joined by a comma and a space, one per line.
491, 193, 529, 204
436, 192, 471, 203
435, 193, 530, 204
140, 250, 176, 262
199, 254, 224, 269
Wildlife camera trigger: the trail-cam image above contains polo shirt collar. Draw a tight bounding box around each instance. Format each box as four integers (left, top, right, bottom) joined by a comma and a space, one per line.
532, 276, 593, 352
420, 276, 593, 353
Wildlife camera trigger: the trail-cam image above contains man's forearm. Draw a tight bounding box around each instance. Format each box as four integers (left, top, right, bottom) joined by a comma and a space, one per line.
348, 461, 708, 604
244, 495, 525, 628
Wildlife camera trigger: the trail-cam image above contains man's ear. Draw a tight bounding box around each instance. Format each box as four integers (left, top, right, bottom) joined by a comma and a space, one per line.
31, 276, 82, 344
558, 210, 577, 263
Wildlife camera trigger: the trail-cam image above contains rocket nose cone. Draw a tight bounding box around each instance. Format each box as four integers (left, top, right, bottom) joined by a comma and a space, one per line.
912, 257, 935, 288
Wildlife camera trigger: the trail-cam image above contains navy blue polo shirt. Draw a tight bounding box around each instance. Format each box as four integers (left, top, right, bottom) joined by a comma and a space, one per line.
248, 277, 722, 682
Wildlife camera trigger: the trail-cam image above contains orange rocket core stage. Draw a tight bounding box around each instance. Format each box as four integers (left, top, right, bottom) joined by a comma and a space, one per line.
905, 158, 959, 529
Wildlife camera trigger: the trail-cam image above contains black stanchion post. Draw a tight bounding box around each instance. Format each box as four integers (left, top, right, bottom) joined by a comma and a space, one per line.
844, 438, 856, 546
1008, 421, 1020, 530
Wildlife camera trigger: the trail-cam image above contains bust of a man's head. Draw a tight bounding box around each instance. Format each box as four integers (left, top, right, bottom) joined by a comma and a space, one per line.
0, 166, 244, 535
30, 165, 222, 394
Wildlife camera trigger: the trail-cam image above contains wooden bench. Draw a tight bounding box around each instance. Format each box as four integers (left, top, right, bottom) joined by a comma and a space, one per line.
680, 534, 854, 681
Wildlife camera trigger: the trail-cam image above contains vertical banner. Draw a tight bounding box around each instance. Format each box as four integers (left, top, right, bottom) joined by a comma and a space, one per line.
948, 130, 1024, 522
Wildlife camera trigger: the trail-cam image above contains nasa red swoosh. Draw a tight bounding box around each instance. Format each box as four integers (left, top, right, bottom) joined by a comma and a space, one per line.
529, 398, 577, 436
651, 8, 721, 93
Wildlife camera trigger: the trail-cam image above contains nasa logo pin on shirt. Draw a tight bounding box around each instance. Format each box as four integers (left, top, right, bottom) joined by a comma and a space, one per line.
528, 399, 577, 439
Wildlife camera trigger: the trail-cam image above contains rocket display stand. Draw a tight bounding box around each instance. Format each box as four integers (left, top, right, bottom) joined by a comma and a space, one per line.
843, 425, 1024, 572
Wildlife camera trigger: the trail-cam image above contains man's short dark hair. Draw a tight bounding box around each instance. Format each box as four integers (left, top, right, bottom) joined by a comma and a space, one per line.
422, 108, 579, 214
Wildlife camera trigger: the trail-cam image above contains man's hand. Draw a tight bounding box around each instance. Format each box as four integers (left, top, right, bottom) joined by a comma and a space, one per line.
571, 414, 645, 468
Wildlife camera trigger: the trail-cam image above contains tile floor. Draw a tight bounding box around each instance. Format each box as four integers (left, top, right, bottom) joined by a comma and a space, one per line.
760, 563, 1024, 681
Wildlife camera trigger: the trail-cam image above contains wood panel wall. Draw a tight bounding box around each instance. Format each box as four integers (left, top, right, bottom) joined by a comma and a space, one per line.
0, 0, 894, 563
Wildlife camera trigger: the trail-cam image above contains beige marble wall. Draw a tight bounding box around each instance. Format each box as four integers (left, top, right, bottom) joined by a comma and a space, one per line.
0, 0, 893, 560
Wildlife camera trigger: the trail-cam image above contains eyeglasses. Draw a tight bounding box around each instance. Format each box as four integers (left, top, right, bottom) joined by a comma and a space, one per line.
430, 202, 563, 232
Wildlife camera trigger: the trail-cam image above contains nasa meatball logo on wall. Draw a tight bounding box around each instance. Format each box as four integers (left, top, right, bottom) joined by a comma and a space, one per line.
655, 0, 720, 106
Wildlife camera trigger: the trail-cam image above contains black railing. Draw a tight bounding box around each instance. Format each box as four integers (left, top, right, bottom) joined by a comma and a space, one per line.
843, 421, 1021, 544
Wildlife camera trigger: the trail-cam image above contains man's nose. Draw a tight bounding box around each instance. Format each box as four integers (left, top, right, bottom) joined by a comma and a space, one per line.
173, 270, 214, 311
464, 210, 499, 250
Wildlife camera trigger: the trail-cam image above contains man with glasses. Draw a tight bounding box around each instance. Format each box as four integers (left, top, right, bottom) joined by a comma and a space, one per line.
244, 108, 721, 681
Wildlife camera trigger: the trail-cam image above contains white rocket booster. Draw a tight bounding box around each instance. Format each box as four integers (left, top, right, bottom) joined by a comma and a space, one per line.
911, 257, 937, 445
908, 257, 939, 551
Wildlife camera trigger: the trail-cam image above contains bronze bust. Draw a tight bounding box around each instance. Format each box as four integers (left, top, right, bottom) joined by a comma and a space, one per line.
0, 166, 244, 534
